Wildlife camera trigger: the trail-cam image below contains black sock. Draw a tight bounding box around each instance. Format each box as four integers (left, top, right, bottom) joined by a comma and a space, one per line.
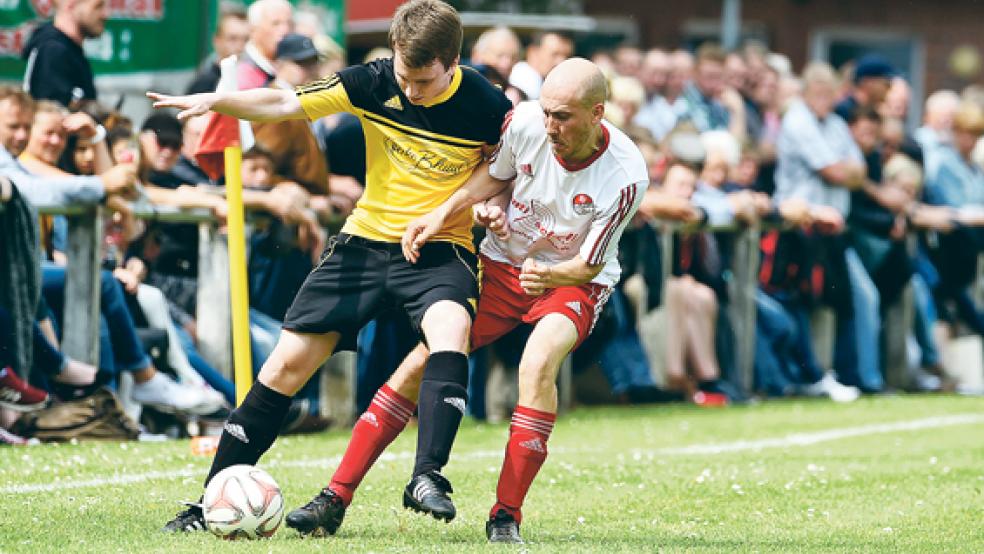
204, 381, 292, 486
413, 351, 469, 478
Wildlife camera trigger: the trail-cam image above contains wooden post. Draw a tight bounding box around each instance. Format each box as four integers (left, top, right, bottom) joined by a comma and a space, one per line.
196, 221, 233, 377
61, 207, 103, 365
883, 284, 914, 389
811, 308, 837, 372
727, 224, 760, 395
884, 233, 918, 389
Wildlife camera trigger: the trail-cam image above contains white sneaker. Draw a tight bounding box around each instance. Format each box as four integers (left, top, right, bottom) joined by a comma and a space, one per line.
802, 373, 860, 403
131, 372, 210, 415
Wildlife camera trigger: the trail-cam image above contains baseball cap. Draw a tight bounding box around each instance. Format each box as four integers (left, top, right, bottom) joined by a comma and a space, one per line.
276, 33, 320, 62
853, 54, 895, 83
141, 113, 182, 148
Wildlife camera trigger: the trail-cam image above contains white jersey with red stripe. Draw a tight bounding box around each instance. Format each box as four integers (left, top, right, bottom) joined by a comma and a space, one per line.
483, 100, 649, 287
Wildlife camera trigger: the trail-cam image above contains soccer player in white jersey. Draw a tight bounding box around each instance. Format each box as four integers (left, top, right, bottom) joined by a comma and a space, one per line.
398, 57, 649, 543
297, 58, 646, 543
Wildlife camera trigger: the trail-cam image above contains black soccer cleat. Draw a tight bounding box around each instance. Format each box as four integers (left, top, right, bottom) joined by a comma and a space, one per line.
285, 487, 347, 536
403, 470, 456, 522
486, 508, 524, 543
162, 502, 206, 533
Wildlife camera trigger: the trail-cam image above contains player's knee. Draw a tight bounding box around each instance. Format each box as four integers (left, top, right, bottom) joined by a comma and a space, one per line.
518, 360, 555, 396
421, 301, 471, 352
258, 357, 307, 396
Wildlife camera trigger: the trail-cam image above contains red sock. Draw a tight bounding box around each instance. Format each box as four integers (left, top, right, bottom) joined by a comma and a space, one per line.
490, 405, 556, 524
329, 384, 414, 506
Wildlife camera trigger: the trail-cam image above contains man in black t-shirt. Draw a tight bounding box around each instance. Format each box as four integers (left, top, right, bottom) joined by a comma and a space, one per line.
22, 0, 108, 107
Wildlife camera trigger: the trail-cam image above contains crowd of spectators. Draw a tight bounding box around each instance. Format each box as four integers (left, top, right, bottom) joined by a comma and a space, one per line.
2, 0, 983, 444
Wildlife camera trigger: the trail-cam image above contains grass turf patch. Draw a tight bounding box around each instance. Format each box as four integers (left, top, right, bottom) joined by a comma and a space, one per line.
1, 395, 982, 553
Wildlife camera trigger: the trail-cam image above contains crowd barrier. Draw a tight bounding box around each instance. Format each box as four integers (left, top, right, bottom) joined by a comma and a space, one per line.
34, 202, 957, 420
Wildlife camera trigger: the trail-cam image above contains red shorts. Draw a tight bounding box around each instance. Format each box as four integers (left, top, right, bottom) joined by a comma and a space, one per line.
470, 256, 611, 351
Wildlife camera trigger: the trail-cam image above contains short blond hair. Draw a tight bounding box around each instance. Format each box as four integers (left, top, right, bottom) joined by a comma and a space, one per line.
801, 61, 840, 89
609, 76, 645, 107
883, 154, 923, 189
954, 101, 984, 134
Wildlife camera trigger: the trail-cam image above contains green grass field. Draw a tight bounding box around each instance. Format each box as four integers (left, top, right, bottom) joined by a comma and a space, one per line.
1, 395, 983, 553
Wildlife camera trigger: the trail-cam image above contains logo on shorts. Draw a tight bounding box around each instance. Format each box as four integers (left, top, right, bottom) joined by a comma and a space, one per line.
565, 301, 583, 316
444, 397, 467, 414
224, 422, 249, 444
572, 193, 595, 215
520, 163, 533, 176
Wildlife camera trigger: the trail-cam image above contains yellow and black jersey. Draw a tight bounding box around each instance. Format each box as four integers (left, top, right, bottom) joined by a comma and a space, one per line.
295, 58, 513, 249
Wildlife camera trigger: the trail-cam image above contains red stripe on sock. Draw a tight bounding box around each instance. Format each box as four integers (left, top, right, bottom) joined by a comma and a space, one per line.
492, 405, 556, 525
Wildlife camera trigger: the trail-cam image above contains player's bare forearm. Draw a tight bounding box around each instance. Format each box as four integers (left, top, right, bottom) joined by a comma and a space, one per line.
483, 183, 513, 211
441, 161, 511, 217
548, 256, 603, 287
535, 256, 603, 288
213, 89, 304, 121
148, 89, 304, 122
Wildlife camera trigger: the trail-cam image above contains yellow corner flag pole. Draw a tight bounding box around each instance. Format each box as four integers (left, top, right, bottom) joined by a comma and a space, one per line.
224, 145, 253, 406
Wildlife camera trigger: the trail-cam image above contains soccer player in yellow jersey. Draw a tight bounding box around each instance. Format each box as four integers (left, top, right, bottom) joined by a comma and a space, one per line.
151, 0, 512, 536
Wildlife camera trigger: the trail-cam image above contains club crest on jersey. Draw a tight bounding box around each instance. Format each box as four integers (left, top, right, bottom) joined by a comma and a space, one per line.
520, 163, 533, 176
572, 193, 595, 215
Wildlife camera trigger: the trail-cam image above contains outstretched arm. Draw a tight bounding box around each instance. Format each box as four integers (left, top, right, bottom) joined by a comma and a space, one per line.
147, 89, 305, 122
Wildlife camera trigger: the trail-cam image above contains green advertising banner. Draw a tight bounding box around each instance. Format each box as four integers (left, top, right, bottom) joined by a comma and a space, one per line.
0, 1, 211, 79
0, 0, 345, 81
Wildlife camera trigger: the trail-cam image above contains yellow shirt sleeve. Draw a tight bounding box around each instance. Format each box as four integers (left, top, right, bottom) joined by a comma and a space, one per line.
294, 74, 355, 120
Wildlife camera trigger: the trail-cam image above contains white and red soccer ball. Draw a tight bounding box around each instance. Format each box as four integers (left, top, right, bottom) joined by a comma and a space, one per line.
203, 465, 284, 539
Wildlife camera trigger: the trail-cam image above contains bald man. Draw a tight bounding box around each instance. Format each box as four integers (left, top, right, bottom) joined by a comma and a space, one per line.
313, 58, 648, 543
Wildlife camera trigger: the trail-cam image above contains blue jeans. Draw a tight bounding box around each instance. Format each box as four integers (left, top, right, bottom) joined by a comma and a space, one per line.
174, 325, 235, 404
249, 308, 282, 376
911, 274, 941, 368
597, 288, 656, 394
835, 248, 884, 392
41, 263, 150, 375
767, 293, 827, 385
754, 290, 798, 395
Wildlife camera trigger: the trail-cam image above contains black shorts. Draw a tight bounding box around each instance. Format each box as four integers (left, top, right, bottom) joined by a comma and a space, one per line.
281, 233, 479, 351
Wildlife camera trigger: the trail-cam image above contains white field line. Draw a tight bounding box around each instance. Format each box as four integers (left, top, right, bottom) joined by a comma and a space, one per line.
2, 413, 982, 495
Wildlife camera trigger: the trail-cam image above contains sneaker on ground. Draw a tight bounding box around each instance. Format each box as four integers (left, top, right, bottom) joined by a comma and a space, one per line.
403, 470, 456, 522
486, 508, 523, 543
285, 487, 346, 536
802, 373, 860, 403
162, 501, 206, 532
0, 367, 49, 412
0, 426, 33, 445
907, 367, 942, 392
692, 391, 729, 407
131, 372, 211, 415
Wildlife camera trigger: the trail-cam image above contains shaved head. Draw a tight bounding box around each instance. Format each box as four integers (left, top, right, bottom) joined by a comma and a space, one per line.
540, 57, 608, 108
539, 58, 608, 164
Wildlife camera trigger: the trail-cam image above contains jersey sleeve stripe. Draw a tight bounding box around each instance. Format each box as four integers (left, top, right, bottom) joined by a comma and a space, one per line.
586, 187, 628, 265
500, 108, 514, 134
597, 184, 638, 264
589, 185, 637, 265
